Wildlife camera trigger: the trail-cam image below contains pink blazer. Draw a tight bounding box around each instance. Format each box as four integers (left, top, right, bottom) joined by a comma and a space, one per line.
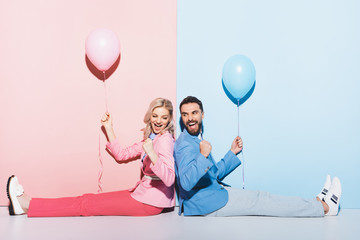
106, 131, 175, 208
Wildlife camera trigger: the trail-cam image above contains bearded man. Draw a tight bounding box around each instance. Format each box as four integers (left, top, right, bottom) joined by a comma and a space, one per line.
174, 96, 341, 217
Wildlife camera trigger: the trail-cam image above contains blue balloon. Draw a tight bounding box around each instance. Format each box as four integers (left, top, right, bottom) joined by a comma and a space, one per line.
222, 55, 256, 100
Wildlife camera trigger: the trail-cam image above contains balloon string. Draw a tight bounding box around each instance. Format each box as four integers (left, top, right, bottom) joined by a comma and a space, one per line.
241, 151, 245, 190
103, 71, 109, 112
237, 100, 240, 136
98, 131, 103, 193
97, 71, 108, 193
237, 99, 245, 189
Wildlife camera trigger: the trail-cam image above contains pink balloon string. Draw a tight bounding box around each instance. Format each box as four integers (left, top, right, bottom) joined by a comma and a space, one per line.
98, 132, 103, 193
97, 71, 109, 193
103, 71, 109, 112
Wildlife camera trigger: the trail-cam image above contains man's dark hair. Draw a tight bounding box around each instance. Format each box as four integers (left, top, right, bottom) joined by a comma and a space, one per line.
179, 96, 203, 112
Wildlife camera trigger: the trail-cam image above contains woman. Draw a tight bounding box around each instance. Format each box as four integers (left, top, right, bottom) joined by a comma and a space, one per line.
7, 97, 176, 217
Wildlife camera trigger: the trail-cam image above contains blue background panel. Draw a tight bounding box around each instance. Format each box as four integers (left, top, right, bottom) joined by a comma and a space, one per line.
177, 0, 360, 208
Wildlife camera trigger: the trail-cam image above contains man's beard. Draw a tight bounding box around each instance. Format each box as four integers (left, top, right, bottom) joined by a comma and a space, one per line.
185, 120, 202, 136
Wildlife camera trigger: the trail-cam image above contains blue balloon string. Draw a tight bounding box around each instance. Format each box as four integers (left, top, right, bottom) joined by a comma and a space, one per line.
237, 99, 240, 136
237, 99, 245, 189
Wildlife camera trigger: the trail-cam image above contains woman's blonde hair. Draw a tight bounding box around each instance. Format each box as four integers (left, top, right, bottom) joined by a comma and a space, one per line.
143, 98, 175, 140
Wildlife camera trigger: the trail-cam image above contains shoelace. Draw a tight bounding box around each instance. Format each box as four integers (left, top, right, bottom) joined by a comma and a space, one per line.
15, 182, 24, 196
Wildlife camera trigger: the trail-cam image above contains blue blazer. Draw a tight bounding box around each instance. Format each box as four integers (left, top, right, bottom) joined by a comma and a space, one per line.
174, 129, 241, 216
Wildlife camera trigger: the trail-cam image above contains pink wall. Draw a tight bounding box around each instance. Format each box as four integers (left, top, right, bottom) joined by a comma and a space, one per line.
0, 0, 176, 205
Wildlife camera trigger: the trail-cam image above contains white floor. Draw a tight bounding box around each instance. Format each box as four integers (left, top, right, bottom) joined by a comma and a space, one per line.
1, 207, 360, 240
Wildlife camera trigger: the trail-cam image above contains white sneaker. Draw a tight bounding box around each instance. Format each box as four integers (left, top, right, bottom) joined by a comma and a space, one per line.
325, 177, 342, 216
6, 175, 25, 215
317, 175, 331, 201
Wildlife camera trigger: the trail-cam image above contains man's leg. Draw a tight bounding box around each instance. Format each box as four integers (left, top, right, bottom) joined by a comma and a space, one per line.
206, 187, 324, 217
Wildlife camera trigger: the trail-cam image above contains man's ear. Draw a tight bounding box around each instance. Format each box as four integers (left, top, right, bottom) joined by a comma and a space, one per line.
201, 112, 204, 120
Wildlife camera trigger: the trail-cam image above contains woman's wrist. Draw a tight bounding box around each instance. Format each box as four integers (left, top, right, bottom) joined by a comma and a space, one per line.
147, 151, 158, 165
104, 125, 113, 131
104, 127, 116, 142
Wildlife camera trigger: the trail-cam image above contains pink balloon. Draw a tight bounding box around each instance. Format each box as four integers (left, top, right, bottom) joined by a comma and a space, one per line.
85, 28, 121, 72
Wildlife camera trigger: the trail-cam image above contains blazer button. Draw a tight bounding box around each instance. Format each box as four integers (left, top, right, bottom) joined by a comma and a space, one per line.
220, 187, 224, 190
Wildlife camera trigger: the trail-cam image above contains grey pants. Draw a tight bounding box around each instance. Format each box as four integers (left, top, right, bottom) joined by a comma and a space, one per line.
206, 187, 324, 217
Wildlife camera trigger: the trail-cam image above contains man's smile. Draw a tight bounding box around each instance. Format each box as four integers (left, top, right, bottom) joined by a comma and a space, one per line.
187, 121, 198, 130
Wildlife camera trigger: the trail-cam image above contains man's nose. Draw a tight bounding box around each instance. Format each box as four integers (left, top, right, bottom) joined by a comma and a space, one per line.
188, 114, 194, 121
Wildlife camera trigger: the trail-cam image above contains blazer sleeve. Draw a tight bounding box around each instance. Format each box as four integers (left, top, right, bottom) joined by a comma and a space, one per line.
175, 140, 215, 192
150, 133, 175, 187
106, 139, 142, 162
216, 150, 241, 181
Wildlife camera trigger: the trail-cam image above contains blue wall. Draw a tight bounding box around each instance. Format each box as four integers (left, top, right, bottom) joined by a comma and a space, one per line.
177, 0, 360, 208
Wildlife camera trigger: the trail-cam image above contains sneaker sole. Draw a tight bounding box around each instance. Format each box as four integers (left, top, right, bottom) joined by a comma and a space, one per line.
6, 175, 16, 216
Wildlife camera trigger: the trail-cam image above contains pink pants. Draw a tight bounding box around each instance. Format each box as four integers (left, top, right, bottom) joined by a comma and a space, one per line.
27, 190, 163, 217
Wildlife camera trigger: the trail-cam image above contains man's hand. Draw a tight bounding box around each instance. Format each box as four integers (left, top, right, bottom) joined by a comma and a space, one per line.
231, 136, 243, 155
200, 140, 212, 158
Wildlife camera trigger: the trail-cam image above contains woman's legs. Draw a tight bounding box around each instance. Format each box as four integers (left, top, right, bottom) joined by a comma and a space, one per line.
27, 190, 163, 217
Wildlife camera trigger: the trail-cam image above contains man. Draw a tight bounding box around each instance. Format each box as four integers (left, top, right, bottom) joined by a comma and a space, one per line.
174, 96, 341, 217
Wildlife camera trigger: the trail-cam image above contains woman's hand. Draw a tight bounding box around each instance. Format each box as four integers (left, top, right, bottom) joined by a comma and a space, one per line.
143, 138, 158, 164
101, 112, 116, 142
142, 138, 154, 155
101, 112, 113, 129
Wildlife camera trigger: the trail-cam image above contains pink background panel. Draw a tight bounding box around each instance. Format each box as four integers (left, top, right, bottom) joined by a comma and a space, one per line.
0, 0, 176, 205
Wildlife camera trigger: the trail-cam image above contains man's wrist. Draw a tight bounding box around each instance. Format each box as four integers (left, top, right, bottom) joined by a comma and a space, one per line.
201, 152, 209, 158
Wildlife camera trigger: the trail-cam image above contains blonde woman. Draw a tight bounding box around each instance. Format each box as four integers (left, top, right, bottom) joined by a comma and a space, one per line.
7, 98, 176, 217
